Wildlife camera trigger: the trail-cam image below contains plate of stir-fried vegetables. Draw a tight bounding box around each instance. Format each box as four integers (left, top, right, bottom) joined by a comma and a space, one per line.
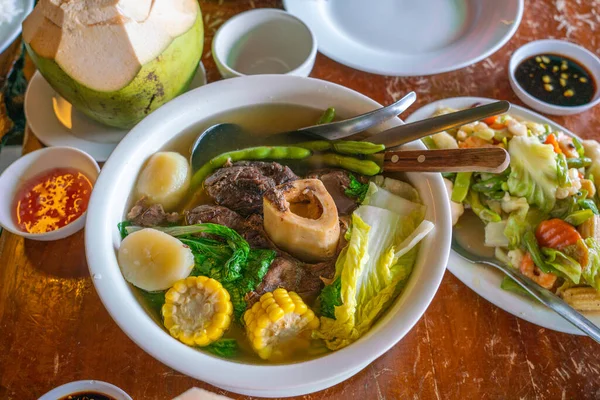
407, 96, 600, 334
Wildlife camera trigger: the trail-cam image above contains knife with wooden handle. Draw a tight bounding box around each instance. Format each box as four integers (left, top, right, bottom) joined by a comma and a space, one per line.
379, 147, 510, 173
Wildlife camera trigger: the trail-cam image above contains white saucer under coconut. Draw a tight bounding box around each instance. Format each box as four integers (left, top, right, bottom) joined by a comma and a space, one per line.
24, 63, 207, 162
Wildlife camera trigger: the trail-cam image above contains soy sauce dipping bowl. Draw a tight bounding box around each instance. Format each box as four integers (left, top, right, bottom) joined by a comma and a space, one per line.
0, 146, 99, 241
85, 75, 452, 397
509, 39, 600, 116
38, 380, 132, 400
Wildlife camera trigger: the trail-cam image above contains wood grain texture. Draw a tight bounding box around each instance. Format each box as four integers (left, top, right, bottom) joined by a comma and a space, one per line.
383, 148, 510, 173
2, 1, 600, 399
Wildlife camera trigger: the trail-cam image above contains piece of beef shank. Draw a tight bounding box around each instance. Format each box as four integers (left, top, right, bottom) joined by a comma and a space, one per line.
306, 168, 366, 215
127, 197, 181, 227
204, 161, 298, 216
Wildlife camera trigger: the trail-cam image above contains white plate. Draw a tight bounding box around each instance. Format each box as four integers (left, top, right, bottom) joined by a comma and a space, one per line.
406, 96, 600, 335
24, 63, 207, 162
0, 0, 33, 53
283, 0, 523, 76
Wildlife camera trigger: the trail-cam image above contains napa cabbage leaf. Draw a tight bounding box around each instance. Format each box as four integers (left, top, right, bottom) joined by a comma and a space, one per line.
507, 135, 558, 212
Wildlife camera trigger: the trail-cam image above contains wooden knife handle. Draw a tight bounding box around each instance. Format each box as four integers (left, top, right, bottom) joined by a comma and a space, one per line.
383, 148, 510, 173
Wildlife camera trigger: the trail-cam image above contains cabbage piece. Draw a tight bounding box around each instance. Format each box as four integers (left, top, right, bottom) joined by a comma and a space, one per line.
370, 176, 420, 202
316, 205, 430, 350
507, 136, 558, 212
541, 247, 582, 284
363, 182, 425, 223
504, 208, 547, 249
583, 238, 600, 291
485, 221, 509, 247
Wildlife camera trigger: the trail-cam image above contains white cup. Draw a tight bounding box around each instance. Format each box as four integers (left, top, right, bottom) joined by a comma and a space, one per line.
212, 9, 317, 79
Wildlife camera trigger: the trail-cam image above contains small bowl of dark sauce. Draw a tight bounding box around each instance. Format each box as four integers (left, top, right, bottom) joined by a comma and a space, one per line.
509, 39, 600, 115
39, 380, 132, 400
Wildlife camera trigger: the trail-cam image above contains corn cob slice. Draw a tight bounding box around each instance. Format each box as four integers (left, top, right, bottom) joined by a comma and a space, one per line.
162, 276, 233, 346
243, 288, 320, 361
561, 287, 600, 311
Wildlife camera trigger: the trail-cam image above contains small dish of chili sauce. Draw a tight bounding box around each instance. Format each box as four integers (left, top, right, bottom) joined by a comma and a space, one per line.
12, 167, 93, 234
0, 146, 100, 241
515, 53, 595, 107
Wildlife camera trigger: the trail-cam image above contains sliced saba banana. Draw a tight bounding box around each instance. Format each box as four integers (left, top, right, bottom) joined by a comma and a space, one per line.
263, 179, 340, 262
118, 228, 194, 291
136, 152, 191, 211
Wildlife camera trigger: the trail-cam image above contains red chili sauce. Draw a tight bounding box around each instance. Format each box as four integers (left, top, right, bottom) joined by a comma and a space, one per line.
12, 168, 93, 234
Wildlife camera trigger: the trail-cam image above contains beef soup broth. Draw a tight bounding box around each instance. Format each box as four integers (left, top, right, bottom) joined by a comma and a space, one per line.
121, 104, 429, 364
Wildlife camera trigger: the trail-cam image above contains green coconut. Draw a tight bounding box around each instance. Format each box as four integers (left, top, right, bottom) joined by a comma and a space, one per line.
22, 0, 204, 129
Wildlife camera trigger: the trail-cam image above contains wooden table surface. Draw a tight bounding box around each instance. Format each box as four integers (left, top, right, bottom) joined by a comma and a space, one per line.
2, 1, 600, 399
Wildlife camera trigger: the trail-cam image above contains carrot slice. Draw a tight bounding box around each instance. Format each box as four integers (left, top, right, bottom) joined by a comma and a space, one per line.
483, 116, 498, 125
544, 134, 562, 154
535, 218, 581, 250
489, 123, 506, 130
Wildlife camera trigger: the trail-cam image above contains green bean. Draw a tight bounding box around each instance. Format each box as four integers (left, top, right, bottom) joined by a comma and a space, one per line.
296, 140, 332, 152
564, 209, 594, 226
451, 172, 472, 203
471, 176, 505, 193
310, 153, 381, 176
421, 136, 437, 149
566, 157, 592, 168
296, 140, 385, 155
332, 140, 385, 155
573, 137, 585, 158
557, 153, 569, 186
523, 231, 552, 274
191, 146, 312, 189
579, 198, 600, 215
467, 190, 501, 222
317, 107, 336, 125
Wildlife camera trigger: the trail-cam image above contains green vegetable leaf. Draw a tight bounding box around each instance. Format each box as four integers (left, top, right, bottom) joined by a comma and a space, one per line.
203, 338, 238, 358
136, 223, 275, 319
345, 174, 370, 203
138, 289, 166, 315
524, 231, 552, 274
507, 135, 558, 212
319, 276, 342, 319
118, 220, 132, 239
541, 247, 582, 284
504, 208, 546, 249
583, 238, 600, 291
564, 209, 594, 226
500, 276, 536, 300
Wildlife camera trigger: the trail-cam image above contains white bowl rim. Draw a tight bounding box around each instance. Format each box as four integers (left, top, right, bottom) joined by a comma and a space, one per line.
0, 146, 100, 241
508, 39, 600, 113
85, 74, 451, 394
38, 380, 132, 400
211, 8, 317, 78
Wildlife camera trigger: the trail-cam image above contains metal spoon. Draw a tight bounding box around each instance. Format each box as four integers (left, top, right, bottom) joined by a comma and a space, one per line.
367, 100, 510, 148
190, 92, 417, 171
451, 232, 600, 343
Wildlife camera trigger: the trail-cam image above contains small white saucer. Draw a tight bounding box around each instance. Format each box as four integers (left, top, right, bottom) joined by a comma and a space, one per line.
24, 62, 207, 162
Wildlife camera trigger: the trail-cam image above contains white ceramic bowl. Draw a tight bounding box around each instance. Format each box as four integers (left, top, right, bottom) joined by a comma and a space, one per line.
212, 9, 317, 79
0, 146, 99, 241
509, 39, 600, 116
85, 75, 452, 397
39, 380, 132, 400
